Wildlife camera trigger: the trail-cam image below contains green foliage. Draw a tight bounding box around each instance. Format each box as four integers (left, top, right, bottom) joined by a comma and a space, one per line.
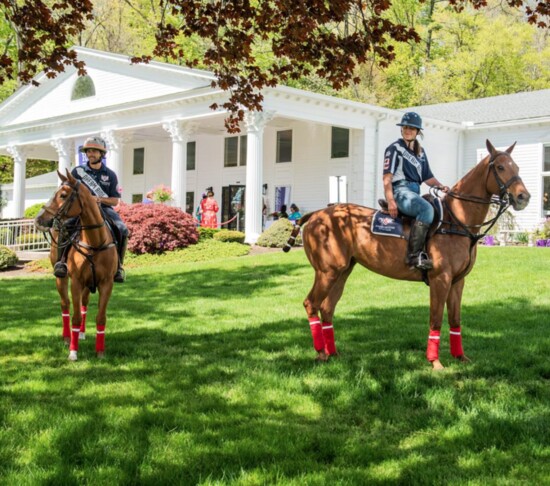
213, 229, 245, 243
0, 157, 57, 184
0, 245, 17, 270
15, 232, 48, 250
533, 221, 550, 239
256, 218, 297, 248
198, 227, 219, 240
24, 203, 45, 219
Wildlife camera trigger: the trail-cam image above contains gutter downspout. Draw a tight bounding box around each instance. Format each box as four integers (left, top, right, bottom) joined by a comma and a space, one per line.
372, 113, 388, 207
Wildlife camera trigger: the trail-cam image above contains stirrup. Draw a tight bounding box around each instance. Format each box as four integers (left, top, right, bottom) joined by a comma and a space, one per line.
53, 262, 68, 278
409, 252, 433, 270
114, 268, 125, 283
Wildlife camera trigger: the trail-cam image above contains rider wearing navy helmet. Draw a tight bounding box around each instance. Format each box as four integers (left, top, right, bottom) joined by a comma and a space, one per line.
53, 136, 128, 283
382, 112, 449, 270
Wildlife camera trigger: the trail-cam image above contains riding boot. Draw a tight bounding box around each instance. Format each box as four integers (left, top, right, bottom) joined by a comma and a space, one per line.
53, 235, 69, 278
407, 220, 433, 270
114, 235, 127, 283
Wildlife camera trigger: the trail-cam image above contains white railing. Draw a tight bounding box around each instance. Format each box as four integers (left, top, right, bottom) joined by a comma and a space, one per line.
0, 218, 50, 251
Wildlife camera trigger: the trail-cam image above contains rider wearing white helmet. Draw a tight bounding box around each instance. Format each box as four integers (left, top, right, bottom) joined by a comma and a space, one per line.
53, 136, 129, 283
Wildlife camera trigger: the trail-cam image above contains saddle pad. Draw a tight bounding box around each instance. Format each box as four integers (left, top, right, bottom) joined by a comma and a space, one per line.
371, 211, 405, 238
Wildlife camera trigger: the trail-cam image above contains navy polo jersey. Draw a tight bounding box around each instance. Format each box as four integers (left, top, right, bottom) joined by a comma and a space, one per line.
71, 163, 121, 199
383, 139, 434, 184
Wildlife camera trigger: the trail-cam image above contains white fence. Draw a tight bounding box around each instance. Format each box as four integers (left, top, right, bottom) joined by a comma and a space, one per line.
0, 219, 50, 251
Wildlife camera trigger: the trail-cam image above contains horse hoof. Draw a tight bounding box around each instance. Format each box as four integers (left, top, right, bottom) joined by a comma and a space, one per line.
456, 354, 471, 363
63, 336, 70, 346
97, 352, 105, 359
79, 332, 86, 341
315, 352, 329, 363
68, 350, 78, 361
431, 359, 445, 371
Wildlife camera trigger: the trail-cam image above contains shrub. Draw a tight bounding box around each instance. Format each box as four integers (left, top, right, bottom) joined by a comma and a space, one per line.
117, 203, 199, 255
198, 227, 219, 240
533, 221, 550, 240
257, 219, 301, 248
0, 245, 18, 270
213, 229, 245, 243
24, 202, 45, 219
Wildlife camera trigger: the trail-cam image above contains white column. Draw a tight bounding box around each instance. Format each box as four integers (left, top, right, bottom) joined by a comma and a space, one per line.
7, 145, 27, 218
244, 111, 274, 244
51, 138, 73, 183
101, 130, 124, 181
162, 120, 196, 210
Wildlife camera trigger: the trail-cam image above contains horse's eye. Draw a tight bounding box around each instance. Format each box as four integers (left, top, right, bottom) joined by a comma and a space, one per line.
497, 165, 505, 172
59, 192, 68, 199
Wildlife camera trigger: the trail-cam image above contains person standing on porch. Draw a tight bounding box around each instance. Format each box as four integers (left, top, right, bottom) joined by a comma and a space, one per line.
382, 112, 449, 270
200, 188, 219, 229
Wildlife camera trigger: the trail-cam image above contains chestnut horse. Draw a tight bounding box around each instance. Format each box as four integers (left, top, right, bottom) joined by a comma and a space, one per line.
284, 140, 530, 369
35, 170, 118, 361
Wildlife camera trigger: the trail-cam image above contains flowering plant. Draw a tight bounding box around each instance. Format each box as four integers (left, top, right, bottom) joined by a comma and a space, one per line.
148, 184, 173, 203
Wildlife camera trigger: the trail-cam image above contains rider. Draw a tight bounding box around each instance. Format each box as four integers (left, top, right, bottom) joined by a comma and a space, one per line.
382, 112, 449, 270
52, 136, 128, 283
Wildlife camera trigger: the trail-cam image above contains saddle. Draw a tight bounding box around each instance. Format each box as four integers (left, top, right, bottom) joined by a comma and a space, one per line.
372, 195, 443, 238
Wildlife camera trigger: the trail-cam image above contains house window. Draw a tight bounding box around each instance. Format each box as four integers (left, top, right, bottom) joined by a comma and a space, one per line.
187, 141, 196, 171
132, 194, 143, 204
133, 148, 144, 175
186, 191, 195, 215
224, 136, 247, 167
276, 130, 292, 163
71, 75, 96, 100
543, 146, 550, 215
331, 127, 349, 158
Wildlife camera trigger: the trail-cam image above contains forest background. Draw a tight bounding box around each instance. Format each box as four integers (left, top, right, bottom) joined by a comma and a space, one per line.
0, 0, 549, 184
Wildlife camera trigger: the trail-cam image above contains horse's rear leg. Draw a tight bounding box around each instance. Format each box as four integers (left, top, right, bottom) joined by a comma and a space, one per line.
95, 283, 114, 358
319, 262, 356, 357
428, 275, 452, 370
304, 271, 344, 362
80, 289, 91, 341
446, 278, 470, 363
68, 284, 84, 361
55, 277, 71, 343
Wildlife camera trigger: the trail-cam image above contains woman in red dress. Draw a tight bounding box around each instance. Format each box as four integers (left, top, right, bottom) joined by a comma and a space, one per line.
200, 189, 219, 228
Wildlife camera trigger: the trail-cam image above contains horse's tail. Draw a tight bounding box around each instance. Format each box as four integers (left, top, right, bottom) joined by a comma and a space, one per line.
283, 212, 314, 253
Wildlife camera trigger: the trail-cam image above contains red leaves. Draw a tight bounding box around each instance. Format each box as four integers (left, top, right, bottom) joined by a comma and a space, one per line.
116, 203, 199, 255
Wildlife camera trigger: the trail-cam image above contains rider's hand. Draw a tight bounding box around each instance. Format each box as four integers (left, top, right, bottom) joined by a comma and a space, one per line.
388, 200, 398, 219
441, 186, 450, 193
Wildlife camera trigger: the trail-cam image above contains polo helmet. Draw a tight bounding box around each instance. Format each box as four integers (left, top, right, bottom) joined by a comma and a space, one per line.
396, 112, 423, 130
80, 136, 107, 154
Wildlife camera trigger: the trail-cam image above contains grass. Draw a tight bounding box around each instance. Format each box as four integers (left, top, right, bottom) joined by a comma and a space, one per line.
0, 247, 549, 485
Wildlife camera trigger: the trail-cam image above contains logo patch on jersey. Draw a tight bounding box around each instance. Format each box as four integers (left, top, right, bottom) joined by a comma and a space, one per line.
101, 175, 110, 183
385, 150, 391, 158
116, 185, 122, 194
384, 158, 390, 170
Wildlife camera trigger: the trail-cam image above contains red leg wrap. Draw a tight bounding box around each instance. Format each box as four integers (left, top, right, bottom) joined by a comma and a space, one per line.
62, 312, 70, 339
322, 322, 337, 355
96, 325, 106, 353
308, 317, 325, 352
69, 326, 80, 351
80, 306, 87, 333
426, 330, 441, 362
450, 326, 464, 357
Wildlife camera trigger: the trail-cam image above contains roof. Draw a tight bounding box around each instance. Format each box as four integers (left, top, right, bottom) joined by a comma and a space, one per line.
407, 89, 550, 125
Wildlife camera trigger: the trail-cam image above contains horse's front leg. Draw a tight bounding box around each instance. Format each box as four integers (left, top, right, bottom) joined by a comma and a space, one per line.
95, 282, 114, 359
428, 274, 453, 370
446, 278, 470, 363
80, 288, 91, 341
55, 276, 71, 343
68, 282, 84, 361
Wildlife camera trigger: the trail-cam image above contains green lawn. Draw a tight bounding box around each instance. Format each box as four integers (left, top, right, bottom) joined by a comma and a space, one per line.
0, 247, 549, 485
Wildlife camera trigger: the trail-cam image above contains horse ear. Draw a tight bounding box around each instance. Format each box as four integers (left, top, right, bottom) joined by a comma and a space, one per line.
505, 142, 517, 154
486, 139, 496, 156
66, 169, 76, 182
57, 170, 67, 182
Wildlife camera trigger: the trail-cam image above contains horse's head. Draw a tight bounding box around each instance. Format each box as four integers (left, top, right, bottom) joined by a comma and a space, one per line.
34, 170, 84, 231
485, 140, 530, 211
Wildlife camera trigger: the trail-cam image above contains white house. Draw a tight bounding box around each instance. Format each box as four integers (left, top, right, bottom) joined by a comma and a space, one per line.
0, 47, 548, 241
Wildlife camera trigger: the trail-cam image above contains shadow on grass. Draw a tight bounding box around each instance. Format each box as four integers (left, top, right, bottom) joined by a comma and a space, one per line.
0, 263, 549, 484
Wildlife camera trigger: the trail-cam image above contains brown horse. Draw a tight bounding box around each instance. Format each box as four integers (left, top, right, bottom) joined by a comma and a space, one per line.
284, 140, 530, 369
35, 169, 118, 361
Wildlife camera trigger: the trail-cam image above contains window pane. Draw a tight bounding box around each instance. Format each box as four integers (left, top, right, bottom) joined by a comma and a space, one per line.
331, 127, 349, 158
133, 148, 144, 175
187, 141, 196, 171
544, 146, 550, 172
131, 194, 143, 204
239, 135, 247, 166
276, 130, 292, 163
543, 176, 550, 214
224, 137, 238, 167
186, 191, 195, 214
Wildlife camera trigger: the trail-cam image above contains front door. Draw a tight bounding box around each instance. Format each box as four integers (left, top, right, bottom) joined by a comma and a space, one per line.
221, 185, 245, 231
